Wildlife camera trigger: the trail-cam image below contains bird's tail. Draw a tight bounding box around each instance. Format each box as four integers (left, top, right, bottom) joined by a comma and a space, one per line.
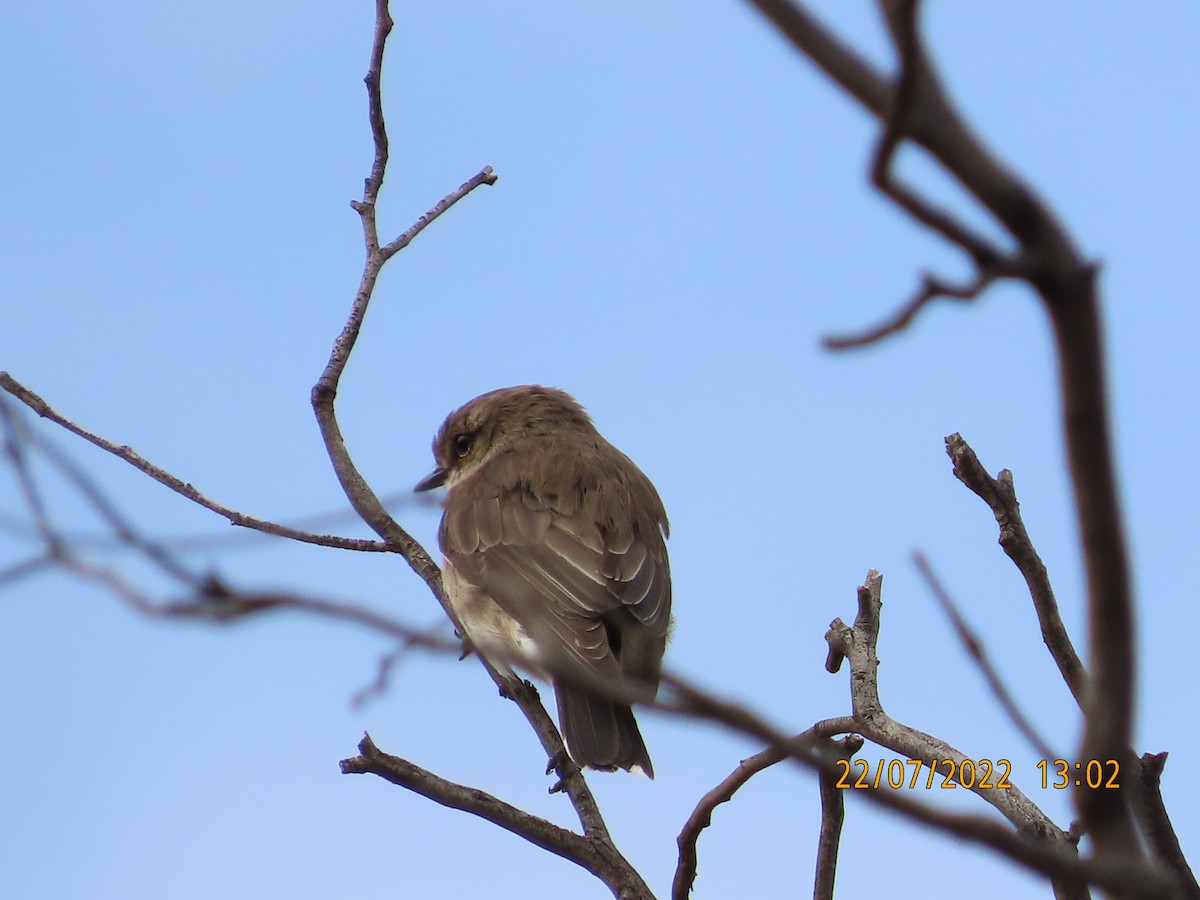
555, 681, 654, 778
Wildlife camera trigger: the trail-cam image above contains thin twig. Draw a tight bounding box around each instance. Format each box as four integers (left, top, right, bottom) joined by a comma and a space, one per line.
814, 735, 862, 900
0, 397, 56, 545
822, 265, 1004, 350
821, 0, 1027, 353
913, 551, 1057, 762
0, 402, 459, 652
380, 167, 497, 260
26, 548, 461, 657
0, 374, 395, 554
359, 0, 393, 218
0, 492, 438, 555
350, 630, 448, 709
15, 405, 203, 588
869, 0, 1001, 266
153, 589, 461, 653
0, 553, 56, 588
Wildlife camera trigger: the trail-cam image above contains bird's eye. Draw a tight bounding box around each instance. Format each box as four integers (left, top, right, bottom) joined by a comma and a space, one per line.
453, 433, 473, 458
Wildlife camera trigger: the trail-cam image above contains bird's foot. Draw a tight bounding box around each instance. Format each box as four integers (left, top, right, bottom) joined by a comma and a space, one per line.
546, 749, 578, 793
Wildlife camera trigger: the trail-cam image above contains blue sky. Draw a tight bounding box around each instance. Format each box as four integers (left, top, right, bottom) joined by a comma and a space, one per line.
3, 2, 1198, 897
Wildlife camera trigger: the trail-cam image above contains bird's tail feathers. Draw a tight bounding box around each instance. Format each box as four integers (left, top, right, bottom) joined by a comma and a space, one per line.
555, 681, 653, 778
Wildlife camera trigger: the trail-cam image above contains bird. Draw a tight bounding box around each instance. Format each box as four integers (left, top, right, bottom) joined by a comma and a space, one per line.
415, 385, 671, 777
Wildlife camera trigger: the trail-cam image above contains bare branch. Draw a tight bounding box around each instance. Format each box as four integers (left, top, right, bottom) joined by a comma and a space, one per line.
0, 395, 56, 545
656, 664, 1156, 898
822, 264, 1004, 350
747, 0, 1138, 852
17, 542, 459, 660
8, 401, 206, 589
151, 588, 462, 651
309, 173, 494, 595
945, 433, 1086, 706
0, 400, 460, 653
820, 0, 1034, 352
308, 3, 643, 887
1134, 753, 1200, 899
913, 551, 1057, 762
6, 404, 1167, 900
1046, 267, 1137, 851
814, 735, 862, 900
822, 572, 1095, 900
380, 167, 497, 261
351, 643, 412, 709
343, 558, 1152, 895
671, 717, 858, 900
744, 0, 1073, 251
0, 553, 55, 588
870, 0, 1002, 265
0, 374, 393, 555
340, 734, 652, 899
823, 572, 1065, 834
359, 0, 394, 219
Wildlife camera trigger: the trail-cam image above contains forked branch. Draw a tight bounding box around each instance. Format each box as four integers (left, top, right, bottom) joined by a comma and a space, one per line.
748, 0, 1138, 853
306, 2, 649, 895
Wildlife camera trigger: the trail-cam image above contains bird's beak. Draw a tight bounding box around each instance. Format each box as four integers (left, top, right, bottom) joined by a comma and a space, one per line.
414, 467, 448, 492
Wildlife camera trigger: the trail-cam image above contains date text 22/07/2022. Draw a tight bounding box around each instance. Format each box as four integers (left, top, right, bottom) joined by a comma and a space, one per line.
833, 758, 1122, 791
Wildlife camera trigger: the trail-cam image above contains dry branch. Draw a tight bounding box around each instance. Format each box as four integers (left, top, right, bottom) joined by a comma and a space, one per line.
671, 718, 858, 900
945, 433, 1086, 705
304, 4, 653, 897
0, 373, 393, 555
1, 385, 1177, 897
747, 0, 1138, 853
870, 0, 1002, 266
813, 735, 861, 900
1, 1, 1184, 896
654, 573, 1167, 898
341, 734, 654, 898
823, 573, 1068, 842
948, 434, 1199, 897
1135, 753, 1200, 900
822, 264, 1008, 350
913, 551, 1057, 762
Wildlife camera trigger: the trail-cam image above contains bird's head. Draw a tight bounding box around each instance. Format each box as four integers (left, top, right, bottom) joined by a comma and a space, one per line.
414, 385, 597, 492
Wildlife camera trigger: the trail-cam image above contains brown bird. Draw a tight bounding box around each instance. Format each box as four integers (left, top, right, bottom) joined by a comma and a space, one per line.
415, 386, 671, 776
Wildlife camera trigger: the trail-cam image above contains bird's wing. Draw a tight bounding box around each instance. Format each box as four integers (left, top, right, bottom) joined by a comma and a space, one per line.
440, 445, 670, 685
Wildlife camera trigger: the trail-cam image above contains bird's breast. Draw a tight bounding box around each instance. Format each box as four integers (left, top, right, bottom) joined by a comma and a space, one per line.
443, 561, 541, 676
